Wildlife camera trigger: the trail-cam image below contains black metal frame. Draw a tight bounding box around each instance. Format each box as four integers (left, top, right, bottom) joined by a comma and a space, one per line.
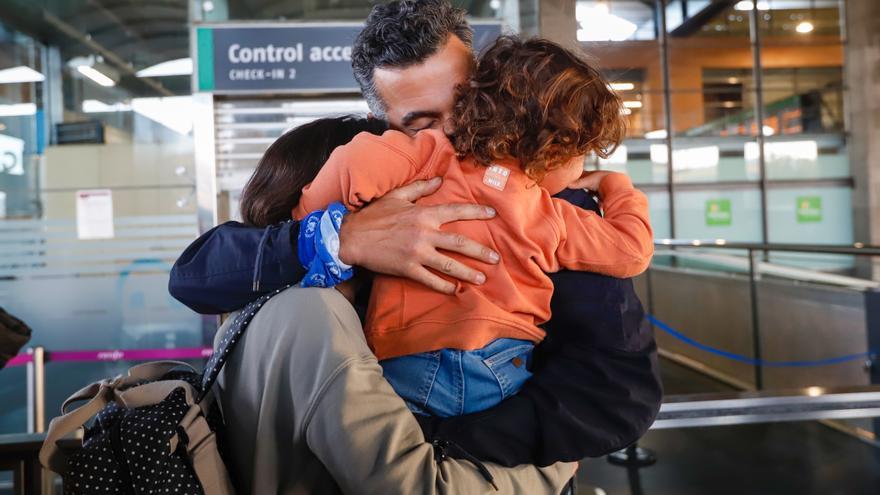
646, 0, 851, 246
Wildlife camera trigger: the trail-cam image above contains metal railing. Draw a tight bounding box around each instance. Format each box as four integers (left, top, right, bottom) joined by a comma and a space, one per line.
5, 239, 880, 444
648, 239, 880, 391
653, 386, 880, 429
655, 239, 880, 257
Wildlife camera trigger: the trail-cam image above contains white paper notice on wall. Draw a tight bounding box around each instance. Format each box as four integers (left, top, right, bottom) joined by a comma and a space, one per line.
0, 133, 25, 176
76, 189, 115, 240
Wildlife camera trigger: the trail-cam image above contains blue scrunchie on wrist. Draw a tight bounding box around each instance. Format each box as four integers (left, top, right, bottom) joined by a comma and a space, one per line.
297, 202, 354, 288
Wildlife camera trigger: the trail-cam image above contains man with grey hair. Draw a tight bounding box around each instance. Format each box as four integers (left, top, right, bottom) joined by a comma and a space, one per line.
171, 0, 661, 492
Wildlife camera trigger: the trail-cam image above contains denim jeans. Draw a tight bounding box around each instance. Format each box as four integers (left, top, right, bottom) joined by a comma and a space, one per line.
381, 338, 535, 417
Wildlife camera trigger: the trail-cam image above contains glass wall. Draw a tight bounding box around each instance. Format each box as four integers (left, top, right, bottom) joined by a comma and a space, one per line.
0, 0, 201, 435
578, 0, 853, 266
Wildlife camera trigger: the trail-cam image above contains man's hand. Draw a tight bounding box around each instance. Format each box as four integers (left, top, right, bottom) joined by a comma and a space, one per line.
337, 177, 500, 294
568, 170, 615, 193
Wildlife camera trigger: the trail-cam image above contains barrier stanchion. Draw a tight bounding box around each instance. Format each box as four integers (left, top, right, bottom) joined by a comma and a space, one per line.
25, 347, 45, 434
6, 346, 213, 495
14, 346, 212, 435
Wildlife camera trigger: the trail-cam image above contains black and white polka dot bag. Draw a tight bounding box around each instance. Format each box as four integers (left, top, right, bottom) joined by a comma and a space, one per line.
39, 291, 281, 494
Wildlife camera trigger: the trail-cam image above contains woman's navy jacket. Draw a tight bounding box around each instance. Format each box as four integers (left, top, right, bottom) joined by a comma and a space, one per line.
168, 188, 662, 467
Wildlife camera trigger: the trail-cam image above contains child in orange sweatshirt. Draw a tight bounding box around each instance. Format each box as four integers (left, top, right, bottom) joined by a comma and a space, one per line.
293, 36, 653, 417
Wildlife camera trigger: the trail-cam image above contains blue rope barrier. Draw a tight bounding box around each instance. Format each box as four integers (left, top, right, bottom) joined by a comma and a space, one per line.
647, 314, 878, 368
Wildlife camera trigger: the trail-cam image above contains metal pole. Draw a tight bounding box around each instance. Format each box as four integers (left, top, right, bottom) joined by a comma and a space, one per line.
657, 0, 676, 239
864, 289, 880, 436
26, 346, 46, 433
748, 0, 770, 247
747, 249, 764, 390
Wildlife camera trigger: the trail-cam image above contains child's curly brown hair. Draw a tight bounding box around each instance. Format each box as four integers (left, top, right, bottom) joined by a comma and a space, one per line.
451, 36, 626, 184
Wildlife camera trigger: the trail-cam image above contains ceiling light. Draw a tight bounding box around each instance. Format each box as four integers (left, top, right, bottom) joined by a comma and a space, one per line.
622, 100, 643, 109
77, 65, 116, 87
0, 103, 37, 117
0, 66, 45, 84
609, 82, 635, 91
82, 99, 132, 113
620, 108, 632, 115
489, 0, 501, 10
726, 77, 739, 84
136, 58, 193, 78
577, 4, 638, 42
202, 1, 215, 13
734, 1, 770, 11
796, 21, 814, 33
721, 101, 738, 108
645, 129, 667, 139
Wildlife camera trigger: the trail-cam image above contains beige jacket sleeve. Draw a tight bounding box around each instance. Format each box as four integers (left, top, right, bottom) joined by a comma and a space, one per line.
291, 289, 575, 495
304, 353, 575, 494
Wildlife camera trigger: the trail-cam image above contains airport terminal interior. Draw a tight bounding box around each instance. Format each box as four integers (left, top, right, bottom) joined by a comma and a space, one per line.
1, 0, 880, 493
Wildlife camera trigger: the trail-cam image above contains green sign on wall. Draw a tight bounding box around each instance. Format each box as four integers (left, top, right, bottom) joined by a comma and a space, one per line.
705, 199, 732, 226
796, 196, 822, 223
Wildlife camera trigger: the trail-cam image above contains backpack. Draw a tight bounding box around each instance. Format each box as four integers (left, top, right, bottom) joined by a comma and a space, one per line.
0, 307, 31, 369
39, 289, 284, 494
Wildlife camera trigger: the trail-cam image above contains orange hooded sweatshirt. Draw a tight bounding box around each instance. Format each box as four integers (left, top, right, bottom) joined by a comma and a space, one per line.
294, 129, 653, 360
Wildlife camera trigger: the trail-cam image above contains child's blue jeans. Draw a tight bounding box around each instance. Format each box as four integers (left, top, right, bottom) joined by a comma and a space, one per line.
380, 338, 534, 417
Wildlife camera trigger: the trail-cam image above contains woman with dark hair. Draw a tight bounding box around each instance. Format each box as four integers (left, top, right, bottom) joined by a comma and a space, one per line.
238, 116, 388, 228
210, 115, 575, 494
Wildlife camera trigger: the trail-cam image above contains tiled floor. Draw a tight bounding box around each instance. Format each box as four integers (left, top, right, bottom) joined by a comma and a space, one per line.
576, 359, 880, 495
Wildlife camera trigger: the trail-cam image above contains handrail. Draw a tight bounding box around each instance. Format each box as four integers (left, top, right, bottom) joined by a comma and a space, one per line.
651, 386, 880, 429
655, 239, 880, 256
654, 250, 880, 291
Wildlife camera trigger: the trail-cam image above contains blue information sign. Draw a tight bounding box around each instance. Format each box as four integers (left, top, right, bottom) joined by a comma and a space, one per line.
195, 22, 503, 94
